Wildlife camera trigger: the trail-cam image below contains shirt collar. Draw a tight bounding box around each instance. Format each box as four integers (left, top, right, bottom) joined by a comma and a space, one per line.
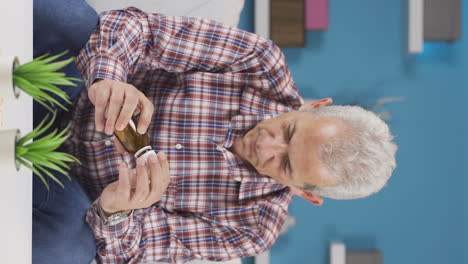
222, 113, 280, 149
218, 145, 288, 201
218, 113, 290, 201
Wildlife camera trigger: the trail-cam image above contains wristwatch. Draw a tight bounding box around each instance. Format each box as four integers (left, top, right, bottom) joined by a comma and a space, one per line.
96, 200, 133, 226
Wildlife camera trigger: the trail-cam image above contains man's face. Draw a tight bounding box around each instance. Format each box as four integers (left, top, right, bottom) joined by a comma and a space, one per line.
231, 111, 345, 189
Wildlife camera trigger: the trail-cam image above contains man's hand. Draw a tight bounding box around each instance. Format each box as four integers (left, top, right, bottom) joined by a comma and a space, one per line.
88, 79, 154, 135
99, 152, 171, 215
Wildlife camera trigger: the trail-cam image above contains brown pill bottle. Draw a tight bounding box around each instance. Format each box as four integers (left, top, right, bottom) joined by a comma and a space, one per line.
114, 119, 155, 160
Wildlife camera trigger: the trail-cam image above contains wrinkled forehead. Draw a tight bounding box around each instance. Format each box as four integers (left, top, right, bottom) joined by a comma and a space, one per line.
291, 116, 347, 187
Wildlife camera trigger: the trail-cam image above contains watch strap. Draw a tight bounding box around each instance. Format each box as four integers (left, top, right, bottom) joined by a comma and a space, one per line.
97, 200, 133, 226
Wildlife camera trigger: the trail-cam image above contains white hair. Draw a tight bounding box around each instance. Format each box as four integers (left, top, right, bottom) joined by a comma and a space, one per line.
301, 105, 398, 200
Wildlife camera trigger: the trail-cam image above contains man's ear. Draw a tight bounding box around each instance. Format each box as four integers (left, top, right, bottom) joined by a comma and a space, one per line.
299, 98, 333, 111
291, 188, 324, 206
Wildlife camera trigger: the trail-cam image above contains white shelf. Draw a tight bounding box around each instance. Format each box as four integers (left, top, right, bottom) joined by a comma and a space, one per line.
408, 0, 424, 53
254, 0, 271, 39
330, 242, 346, 264
0, 0, 33, 263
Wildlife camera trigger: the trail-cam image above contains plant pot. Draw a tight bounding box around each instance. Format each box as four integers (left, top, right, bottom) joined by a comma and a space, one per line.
0, 129, 21, 173
0, 56, 21, 99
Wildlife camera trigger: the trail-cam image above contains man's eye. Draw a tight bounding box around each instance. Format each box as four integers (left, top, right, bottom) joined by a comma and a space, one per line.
286, 125, 292, 142
283, 157, 290, 173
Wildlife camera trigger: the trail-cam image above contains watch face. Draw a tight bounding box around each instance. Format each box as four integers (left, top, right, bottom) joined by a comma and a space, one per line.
100, 209, 132, 226
110, 213, 121, 221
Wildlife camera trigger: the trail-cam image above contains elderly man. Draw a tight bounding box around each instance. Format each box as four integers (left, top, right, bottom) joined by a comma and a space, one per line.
59, 6, 398, 264
54, 6, 397, 264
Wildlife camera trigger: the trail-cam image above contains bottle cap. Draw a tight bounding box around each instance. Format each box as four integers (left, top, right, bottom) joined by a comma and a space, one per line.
134, 146, 152, 158
138, 149, 156, 162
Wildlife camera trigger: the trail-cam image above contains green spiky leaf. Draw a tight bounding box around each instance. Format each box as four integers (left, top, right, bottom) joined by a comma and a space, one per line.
12, 51, 80, 111
15, 113, 80, 190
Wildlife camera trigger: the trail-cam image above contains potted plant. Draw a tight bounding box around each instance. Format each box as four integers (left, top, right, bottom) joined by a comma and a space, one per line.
0, 111, 80, 189
0, 128, 21, 173
0, 56, 20, 99
0, 50, 80, 111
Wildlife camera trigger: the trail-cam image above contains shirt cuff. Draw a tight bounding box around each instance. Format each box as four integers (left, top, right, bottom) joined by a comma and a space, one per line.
81, 53, 128, 88
86, 199, 132, 239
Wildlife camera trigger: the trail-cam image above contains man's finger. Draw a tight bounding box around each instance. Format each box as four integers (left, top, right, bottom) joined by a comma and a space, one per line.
117, 161, 131, 200
114, 138, 128, 154
94, 86, 110, 132
133, 157, 150, 202
104, 87, 124, 135
129, 168, 138, 188
88, 85, 96, 105
136, 95, 154, 134
148, 153, 160, 199
158, 152, 170, 188
115, 92, 138, 131
133, 107, 141, 116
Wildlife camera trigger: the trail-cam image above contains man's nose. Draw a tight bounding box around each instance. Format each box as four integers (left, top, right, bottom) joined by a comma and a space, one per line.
259, 137, 288, 159
264, 142, 287, 153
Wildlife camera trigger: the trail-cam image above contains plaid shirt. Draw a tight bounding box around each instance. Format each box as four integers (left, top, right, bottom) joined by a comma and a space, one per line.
63, 7, 304, 264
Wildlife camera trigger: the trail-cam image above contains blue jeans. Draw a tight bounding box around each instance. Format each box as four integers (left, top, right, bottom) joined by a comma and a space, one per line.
33, 0, 99, 263
33, 0, 99, 128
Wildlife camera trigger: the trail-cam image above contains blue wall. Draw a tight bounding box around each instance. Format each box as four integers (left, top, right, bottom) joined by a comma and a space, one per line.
239, 1, 466, 263
463, 8, 467, 263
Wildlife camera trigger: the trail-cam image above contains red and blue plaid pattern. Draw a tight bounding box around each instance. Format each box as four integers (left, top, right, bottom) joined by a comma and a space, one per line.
63, 7, 304, 264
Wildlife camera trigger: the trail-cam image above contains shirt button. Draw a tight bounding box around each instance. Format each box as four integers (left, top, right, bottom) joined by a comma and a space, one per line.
105, 140, 112, 146
175, 144, 183, 150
